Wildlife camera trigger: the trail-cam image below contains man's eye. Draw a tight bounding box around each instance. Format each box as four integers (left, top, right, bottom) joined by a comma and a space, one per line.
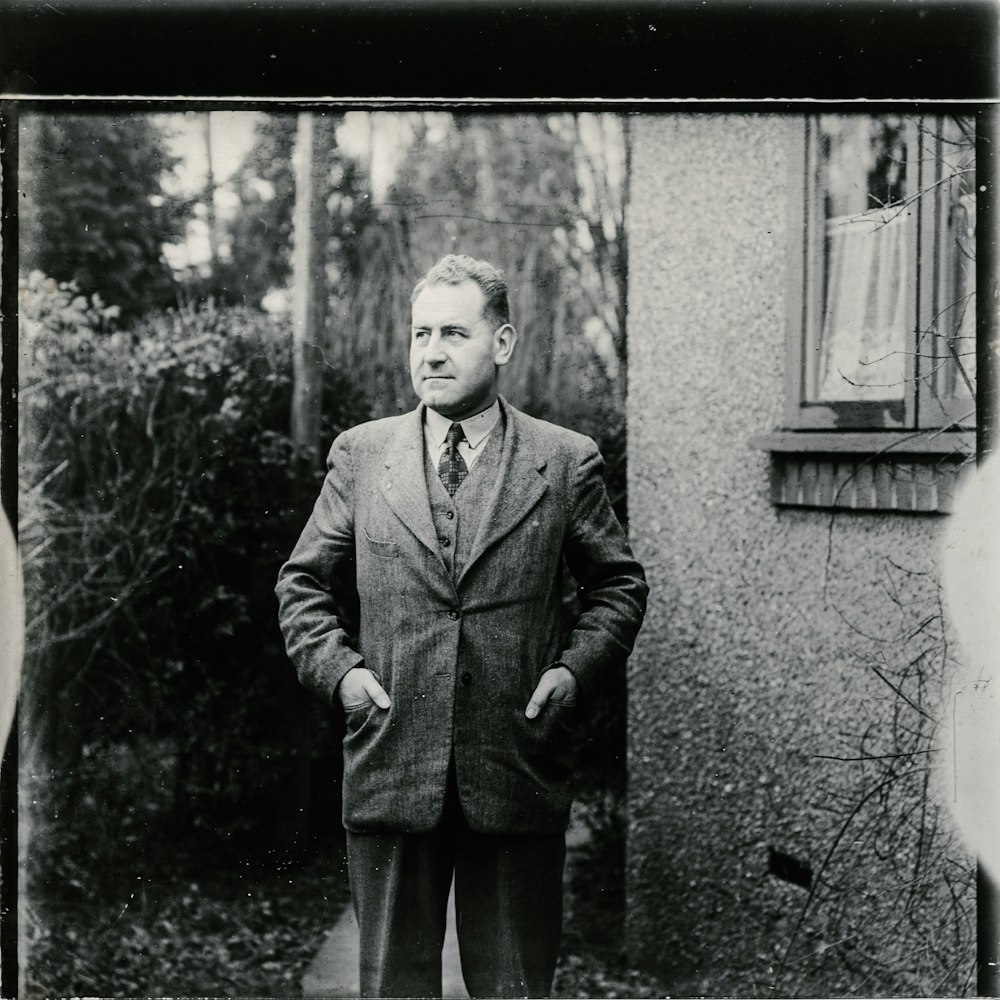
413, 330, 429, 341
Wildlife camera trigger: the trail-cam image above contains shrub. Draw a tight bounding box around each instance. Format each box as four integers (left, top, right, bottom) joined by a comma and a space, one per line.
19, 273, 370, 888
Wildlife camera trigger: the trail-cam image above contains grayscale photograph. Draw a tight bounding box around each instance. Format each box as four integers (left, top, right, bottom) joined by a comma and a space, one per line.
6, 101, 998, 999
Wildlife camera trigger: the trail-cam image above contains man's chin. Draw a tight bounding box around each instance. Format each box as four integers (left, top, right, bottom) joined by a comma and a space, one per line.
415, 384, 494, 419
417, 387, 458, 413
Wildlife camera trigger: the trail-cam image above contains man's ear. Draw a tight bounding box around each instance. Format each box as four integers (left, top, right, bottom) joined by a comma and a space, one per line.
493, 324, 517, 367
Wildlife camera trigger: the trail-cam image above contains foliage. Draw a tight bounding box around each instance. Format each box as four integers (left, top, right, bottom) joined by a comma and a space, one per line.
19, 114, 187, 322
22, 834, 351, 997
215, 113, 298, 304
19, 272, 371, 882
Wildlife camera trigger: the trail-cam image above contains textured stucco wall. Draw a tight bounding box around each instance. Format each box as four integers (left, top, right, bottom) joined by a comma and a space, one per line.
625, 114, 970, 995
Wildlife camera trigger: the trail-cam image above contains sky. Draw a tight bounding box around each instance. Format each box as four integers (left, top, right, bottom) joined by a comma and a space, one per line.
161, 110, 261, 193
157, 109, 418, 275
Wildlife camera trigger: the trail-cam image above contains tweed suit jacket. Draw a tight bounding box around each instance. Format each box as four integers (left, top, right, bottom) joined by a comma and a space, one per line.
275, 396, 647, 835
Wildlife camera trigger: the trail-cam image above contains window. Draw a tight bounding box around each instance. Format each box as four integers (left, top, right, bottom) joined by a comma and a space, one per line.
754, 113, 977, 513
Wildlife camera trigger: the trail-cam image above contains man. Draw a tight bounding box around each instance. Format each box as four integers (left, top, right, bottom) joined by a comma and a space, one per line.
276, 254, 647, 998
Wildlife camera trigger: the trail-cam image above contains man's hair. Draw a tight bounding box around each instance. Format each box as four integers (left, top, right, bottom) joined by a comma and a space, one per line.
411, 254, 511, 330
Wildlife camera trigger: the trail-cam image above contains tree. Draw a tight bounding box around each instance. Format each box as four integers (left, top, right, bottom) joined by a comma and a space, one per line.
19, 113, 186, 321
198, 112, 368, 313
200, 114, 297, 308
289, 111, 332, 466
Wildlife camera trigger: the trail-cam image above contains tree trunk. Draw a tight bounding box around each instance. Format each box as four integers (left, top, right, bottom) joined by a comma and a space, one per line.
282, 110, 333, 857
290, 111, 330, 465
201, 112, 218, 267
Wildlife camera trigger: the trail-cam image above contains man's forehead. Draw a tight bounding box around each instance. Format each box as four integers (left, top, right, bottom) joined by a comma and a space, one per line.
411, 280, 486, 324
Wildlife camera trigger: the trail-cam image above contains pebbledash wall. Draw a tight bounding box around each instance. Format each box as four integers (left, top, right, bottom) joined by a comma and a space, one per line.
624, 114, 974, 995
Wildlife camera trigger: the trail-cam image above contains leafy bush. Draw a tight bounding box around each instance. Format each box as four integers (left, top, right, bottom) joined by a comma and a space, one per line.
19, 273, 370, 888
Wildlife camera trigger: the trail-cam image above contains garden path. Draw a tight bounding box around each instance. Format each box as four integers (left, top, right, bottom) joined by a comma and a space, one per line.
302, 883, 468, 998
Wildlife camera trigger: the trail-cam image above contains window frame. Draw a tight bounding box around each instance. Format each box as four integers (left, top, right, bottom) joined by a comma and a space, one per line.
784, 113, 975, 436
755, 113, 978, 514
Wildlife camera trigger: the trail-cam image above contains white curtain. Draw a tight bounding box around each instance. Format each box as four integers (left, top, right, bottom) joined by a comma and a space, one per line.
948, 192, 977, 397
816, 207, 909, 402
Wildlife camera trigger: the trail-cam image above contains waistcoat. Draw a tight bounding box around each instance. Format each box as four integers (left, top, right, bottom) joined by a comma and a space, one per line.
423, 415, 506, 580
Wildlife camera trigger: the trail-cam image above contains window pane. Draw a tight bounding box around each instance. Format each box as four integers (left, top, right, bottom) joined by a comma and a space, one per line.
810, 115, 912, 404
932, 116, 976, 412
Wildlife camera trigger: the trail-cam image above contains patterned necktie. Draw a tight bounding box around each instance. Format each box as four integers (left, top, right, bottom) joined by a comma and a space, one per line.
438, 423, 469, 497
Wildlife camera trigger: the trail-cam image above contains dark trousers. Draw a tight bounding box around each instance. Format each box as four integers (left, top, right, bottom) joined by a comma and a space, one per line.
345, 770, 566, 999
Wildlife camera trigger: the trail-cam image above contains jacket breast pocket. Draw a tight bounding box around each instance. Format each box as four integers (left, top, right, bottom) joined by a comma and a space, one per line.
364, 530, 399, 559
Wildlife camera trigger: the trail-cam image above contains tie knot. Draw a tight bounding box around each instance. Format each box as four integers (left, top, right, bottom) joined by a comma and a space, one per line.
446, 423, 465, 450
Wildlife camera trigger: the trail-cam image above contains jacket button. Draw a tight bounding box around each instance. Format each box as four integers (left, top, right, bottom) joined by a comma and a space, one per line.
461, 671, 472, 686
448, 610, 460, 621
445, 511, 455, 520
440, 537, 451, 548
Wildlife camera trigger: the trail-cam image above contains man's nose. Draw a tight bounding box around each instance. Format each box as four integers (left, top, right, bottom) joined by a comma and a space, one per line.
425, 331, 448, 364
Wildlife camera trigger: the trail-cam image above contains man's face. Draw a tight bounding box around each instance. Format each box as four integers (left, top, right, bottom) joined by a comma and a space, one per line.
409, 280, 514, 420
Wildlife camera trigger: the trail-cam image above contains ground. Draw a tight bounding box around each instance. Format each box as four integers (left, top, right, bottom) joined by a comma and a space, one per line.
22, 842, 352, 997
22, 816, 670, 999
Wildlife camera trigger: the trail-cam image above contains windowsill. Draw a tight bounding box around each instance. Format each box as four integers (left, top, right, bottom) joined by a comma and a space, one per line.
751, 429, 975, 513
750, 429, 975, 458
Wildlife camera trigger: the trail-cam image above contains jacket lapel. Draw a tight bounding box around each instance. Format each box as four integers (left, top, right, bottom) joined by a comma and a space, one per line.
458, 397, 548, 587
379, 405, 442, 560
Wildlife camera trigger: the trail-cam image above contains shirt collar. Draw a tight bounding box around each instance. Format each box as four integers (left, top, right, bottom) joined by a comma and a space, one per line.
424, 399, 501, 451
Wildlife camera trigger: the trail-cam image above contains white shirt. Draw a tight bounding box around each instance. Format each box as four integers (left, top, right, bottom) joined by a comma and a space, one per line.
423, 399, 501, 472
